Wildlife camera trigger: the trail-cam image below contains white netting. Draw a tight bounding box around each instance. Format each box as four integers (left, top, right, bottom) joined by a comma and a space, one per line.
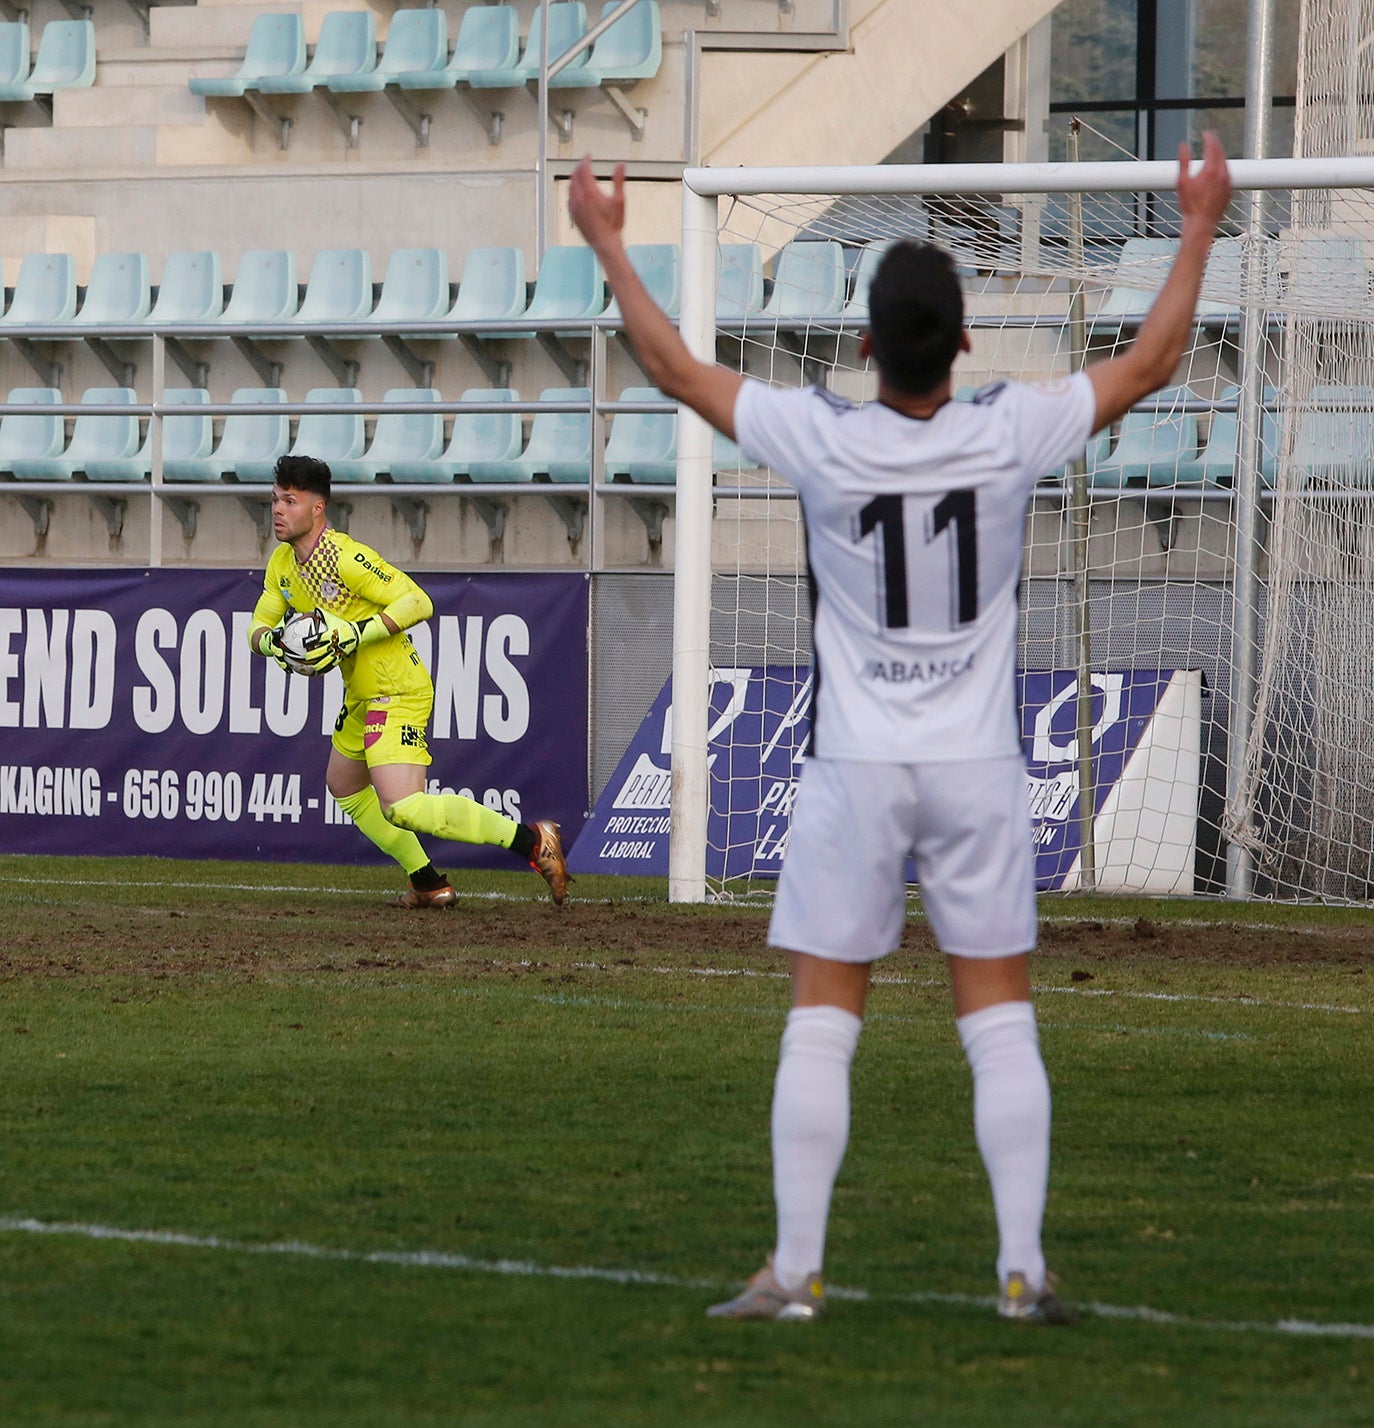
692, 162, 1374, 902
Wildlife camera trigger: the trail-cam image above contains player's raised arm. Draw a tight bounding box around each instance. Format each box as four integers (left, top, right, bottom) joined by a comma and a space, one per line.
1086, 132, 1233, 432
568, 157, 743, 439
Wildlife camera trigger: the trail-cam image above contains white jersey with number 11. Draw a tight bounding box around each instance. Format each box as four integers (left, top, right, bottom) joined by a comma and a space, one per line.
732, 372, 1096, 764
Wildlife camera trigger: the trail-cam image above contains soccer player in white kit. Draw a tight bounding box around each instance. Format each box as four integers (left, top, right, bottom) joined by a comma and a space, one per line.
570, 135, 1232, 1321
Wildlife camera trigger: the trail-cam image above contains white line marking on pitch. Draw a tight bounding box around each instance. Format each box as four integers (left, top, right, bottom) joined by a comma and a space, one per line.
2, 1217, 1370, 1342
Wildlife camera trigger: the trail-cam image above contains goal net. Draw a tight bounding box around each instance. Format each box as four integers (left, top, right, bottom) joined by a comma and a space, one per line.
669, 154, 1374, 904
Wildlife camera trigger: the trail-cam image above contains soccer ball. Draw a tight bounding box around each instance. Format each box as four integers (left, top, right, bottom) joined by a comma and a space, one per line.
278, 608, 329, 675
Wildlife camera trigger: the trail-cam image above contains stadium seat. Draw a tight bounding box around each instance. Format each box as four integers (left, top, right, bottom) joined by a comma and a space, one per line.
0, 253, 76, 327
220, 250, 298, 324
435, 388, 524, 483
70, 254, 152, 326
285, 387, 366, 468
604, 387, 676, 484
156, 388, 215, 480
1290, 384, 1374, 485
712, 430, 759, 477
256, 11, 376, 94
468, 3, 591, 88
0, 21, 30, 91
15, 387, 142, 482
450, 246, 527, 324
327, 8, 446, 93
0, 387, 63, 476
398, 5, 520, 89
1280, 234, 1371, 314
603, 244, 679, 321
717, 244, 765, 321
762, 240, 848, 325
520, 245, 605, 327
148, 252, 224, 325
291, 249, 371, 325
367, 248, 450, 324
194, 388, 289, 484
0, 19, 94, 101
1090, 237, 1179, 332
331, 387, 445, 483
1195, 385, 1280, 487
1090, 386, 1202, 487
548, 0, 662, 87
468, 387, 590, 482
189, 14, 305, 97
839, 239, 895, 324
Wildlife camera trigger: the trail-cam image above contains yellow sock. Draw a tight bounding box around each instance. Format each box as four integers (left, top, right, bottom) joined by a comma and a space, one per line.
335, 786, 431, 875
386, 790, 519, 849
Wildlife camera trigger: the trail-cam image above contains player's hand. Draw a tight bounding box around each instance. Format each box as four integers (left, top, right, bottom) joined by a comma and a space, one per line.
308, 608, 364, 661
568, 156, 626, 255
261, 626, 291, 672
1177, 131, 1232, 235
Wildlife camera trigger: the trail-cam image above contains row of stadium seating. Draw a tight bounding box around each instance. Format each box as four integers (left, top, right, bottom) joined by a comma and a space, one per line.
0, 19, 94, 103
0, 241, 882, 331
192, 5, 661, 97
0, 384, 752, 487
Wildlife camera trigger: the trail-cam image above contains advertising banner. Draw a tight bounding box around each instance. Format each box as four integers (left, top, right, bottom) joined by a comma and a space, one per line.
570, 666, 1200, 892
0, 568, 588, 865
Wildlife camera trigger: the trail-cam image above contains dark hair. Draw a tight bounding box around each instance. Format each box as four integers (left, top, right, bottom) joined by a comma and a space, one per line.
866, 240, 965, 397
273, 453, 331, 500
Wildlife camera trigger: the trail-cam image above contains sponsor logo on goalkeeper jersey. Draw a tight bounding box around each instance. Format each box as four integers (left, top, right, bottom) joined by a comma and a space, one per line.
862, 653, 975, 684
353, 552, 393, 582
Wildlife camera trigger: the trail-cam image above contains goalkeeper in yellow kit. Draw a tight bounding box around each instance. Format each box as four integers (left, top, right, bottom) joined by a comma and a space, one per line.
248, 454, 569, 907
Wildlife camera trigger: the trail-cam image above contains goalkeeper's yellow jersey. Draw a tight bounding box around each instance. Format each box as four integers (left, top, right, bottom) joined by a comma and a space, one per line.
252, 527, 433, 701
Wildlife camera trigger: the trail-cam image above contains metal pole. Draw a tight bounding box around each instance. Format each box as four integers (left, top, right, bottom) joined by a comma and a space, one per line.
668, 180, 718, 903
150, 333, 165, 569
1066, 119, 1097, 891
1225, 0, 1277, 899
536, 4, 551, 258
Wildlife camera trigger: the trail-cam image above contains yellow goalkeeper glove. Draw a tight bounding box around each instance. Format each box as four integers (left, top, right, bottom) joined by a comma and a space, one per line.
304, 609, 391, 669
259, 625, 291, 672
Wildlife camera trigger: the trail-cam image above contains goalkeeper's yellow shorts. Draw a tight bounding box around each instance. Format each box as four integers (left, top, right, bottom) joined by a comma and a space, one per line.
332, 691, 434, 768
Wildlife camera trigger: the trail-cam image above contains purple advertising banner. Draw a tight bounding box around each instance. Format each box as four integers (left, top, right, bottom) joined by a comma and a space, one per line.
0, 568, 588, 865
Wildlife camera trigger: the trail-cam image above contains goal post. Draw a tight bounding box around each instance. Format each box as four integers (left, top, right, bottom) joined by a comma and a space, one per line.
669, 154, 1374, 905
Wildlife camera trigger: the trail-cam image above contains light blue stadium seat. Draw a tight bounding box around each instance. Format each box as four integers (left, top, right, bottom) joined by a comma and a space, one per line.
398, 5, 519, 89
605, 387, 675, 484
520, 245, 604, 327
221, 250, 298, 324
1091, 237, 1179, 332
1291, 384, 1374, 485
840, 239, 895, 323
763, 240, 848, 323
450, 246, 526, 324
1195, 386, 1279, 488
1197, 236, 1253, 326
469, 387, 590, 482
717, 243, 765, 321
148, 252, 224, 325
0, 387, 63, 475
292, 249, 371, 324
368, 248, 449, 323
1281, 234, 1371, 314
468, 3, 590, 88
603, 244, 679, 321
439, 389, 524, 483
286, 388, 366, 468
256, 11, 376, 93
0, 19, 94, 100
211, 388, 290, 484
189, 14, 305, 97
327, 8, 446, 93
1090, 386, 1202, 488
0, 21, 30, 89
332, 388, 445, 482
25, 387, 143, 483
0, 253, 76, 327
157, 389, 215, 480
712, 430, 758, 476
71, 254, 152, 326
549, 0, 661, 86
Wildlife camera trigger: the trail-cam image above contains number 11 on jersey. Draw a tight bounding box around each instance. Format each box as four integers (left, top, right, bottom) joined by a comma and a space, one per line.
855, 489, 979, 631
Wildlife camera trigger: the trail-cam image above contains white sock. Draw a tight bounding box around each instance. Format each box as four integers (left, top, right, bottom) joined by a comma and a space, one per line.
957, 1000, 1051, 1291
770, 1004, 863, 1290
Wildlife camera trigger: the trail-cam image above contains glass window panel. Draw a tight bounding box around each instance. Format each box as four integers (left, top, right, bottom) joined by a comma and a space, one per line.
1049, 0, 1140, 106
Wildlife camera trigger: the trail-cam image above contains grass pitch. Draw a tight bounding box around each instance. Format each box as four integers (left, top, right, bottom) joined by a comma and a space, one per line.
0, 855, 1370, 1426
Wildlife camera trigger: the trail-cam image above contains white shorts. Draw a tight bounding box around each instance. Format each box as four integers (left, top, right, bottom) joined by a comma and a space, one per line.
767, 754, 1037, 963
